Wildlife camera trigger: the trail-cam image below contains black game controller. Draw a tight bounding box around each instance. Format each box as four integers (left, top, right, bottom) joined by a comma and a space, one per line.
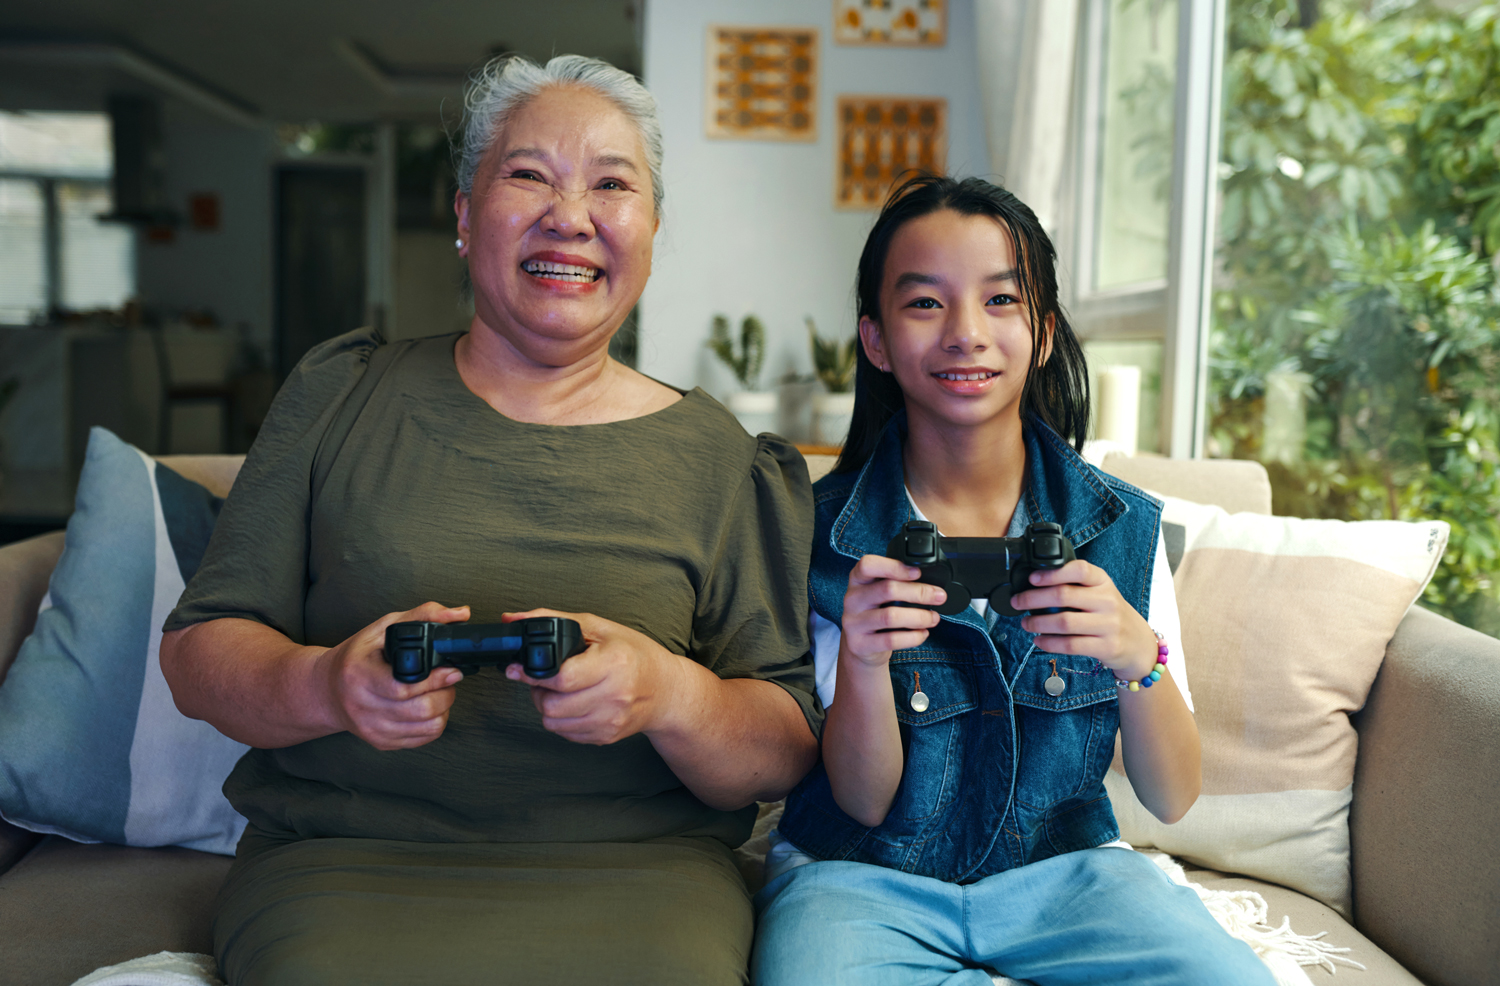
886, 520, 1077, 617
384, 616, 587, 683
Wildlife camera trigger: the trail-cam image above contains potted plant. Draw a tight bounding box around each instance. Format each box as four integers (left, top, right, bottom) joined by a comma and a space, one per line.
808, 317, 856, 446
709, 314, 776, 434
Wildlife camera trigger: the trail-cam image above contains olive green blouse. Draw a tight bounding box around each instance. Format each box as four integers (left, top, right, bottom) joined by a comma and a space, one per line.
167, 329, 820, 850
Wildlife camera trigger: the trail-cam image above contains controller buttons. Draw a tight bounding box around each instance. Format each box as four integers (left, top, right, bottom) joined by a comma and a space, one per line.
394, 647, 424, 677
935, 583, 970, 616
1033, 536, 1063, 560
525, 642, 555, 674
391, 624, 425, 640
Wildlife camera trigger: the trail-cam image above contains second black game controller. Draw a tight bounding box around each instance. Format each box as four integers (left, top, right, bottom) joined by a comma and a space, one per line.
384, 616, 587, 683
886, 520, 1077, 617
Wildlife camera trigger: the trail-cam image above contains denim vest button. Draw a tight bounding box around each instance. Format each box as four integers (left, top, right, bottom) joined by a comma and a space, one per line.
910, 689, 930, 712
1044, 673, 1066, 696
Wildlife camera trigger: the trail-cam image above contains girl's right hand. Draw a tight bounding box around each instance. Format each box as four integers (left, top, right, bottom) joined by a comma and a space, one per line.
840, 554, 947, 665
318, 601, 471, 751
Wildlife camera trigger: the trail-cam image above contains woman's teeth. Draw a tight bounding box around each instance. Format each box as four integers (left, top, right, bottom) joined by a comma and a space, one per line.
936, 371, 998, 380
522, 260, 601, 282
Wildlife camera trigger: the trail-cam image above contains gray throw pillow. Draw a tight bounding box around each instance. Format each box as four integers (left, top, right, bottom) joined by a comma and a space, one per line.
0, 427, 248, 854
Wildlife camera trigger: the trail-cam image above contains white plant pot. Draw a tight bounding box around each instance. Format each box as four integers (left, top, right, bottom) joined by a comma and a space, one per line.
728, 390, 778, 436
812, 392, 856, 446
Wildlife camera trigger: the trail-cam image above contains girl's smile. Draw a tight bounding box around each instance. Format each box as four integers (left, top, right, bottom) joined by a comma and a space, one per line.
932, 367, 1002, 395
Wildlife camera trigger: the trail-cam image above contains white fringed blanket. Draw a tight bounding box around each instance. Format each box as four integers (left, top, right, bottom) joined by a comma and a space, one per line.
989, 853, 1366, 986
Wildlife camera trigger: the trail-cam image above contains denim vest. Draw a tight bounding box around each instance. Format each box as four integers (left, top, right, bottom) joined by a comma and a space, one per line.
778, 414, 1162, 884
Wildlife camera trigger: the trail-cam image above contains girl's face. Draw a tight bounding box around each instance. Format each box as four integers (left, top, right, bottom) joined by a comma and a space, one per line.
860, 208, 1052, 437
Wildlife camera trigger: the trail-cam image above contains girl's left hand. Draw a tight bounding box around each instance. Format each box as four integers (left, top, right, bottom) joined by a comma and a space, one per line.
1010, 560, 1158, 681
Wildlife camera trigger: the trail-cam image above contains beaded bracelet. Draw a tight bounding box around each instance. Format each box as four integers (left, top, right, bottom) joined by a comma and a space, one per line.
1116, 631, 1169, 692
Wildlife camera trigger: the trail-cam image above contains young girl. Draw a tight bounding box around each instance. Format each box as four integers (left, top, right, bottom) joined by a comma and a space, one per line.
752, 176, 1275, 986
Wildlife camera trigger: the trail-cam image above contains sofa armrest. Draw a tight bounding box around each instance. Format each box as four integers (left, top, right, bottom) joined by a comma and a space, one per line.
0, 532, 63, 876
1350, 605, 1500, 986
0, 531, 65, 686
0, 817, 40, 877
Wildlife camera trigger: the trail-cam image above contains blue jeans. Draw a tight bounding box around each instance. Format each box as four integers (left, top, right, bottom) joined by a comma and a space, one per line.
752, 848, 1277, 986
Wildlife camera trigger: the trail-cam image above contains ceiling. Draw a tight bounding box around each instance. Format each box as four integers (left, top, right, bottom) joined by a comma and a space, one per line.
0, 0, 643, 126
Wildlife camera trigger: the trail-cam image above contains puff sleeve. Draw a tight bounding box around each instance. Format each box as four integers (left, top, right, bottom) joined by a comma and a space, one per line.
688, 434, 824, 739
163, 328, 382, 643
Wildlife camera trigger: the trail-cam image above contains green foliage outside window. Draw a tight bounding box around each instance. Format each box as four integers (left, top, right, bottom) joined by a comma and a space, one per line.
1211, 0, 1500, 637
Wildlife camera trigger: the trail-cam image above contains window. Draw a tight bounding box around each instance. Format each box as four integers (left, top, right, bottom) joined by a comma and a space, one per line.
1093, 0, 1176, 292
1206, 0, 1500, 636
0, 179, 46, 323
1070, 0, 1223, 457
0, 112, 135, 324
1071, 0, 1182, 455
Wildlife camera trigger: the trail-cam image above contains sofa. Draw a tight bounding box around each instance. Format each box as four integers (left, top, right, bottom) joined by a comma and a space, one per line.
1, 451, 1496, 986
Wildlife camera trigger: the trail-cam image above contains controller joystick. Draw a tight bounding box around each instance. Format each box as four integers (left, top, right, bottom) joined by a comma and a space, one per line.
384, 616, 587, 683
886, 520, 1077, 618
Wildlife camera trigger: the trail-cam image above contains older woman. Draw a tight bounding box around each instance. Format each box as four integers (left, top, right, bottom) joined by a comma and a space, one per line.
159, 55, 820, 986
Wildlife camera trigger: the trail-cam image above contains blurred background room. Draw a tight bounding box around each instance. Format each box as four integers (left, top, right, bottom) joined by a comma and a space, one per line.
0, 0, 1495, 637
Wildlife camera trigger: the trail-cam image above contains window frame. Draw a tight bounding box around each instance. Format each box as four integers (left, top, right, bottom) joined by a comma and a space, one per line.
0, 169, 128, 324
1065, 0, 1227, 458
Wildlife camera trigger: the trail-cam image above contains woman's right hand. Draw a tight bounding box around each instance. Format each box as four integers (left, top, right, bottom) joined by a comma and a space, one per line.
839, 554, 946, 665
317, 601, 472, 751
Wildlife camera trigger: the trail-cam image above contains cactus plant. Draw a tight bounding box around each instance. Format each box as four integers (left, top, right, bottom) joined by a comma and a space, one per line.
709, 314, 766, 391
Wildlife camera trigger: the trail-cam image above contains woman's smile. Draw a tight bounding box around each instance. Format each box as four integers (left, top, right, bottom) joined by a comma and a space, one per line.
521, 252, 605, 286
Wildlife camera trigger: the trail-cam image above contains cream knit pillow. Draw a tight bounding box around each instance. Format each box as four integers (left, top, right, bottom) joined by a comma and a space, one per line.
1105, 493, 1448, 915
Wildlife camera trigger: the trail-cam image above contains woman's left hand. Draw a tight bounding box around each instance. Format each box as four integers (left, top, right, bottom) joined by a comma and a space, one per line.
500, 607, 818, 808
1010, 560, 1159, 681
502, 607, 683, 745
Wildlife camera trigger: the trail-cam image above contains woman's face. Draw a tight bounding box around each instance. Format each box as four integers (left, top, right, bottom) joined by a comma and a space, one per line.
457, 86, 656, 365
859, 209, 1051, 436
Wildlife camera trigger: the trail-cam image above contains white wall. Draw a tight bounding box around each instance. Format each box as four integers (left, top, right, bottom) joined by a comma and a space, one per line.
135, 101, 277, 364
639, 0, 991, 423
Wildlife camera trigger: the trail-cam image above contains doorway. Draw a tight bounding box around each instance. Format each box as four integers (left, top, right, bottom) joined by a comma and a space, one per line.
274, 165, 367, 379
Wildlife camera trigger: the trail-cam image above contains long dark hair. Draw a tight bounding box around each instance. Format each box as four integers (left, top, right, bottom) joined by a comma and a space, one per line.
833, 174, 1090, 475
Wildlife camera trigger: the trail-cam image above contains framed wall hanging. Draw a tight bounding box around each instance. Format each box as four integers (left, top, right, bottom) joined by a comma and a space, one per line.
705, 26, 818, 141
833, 0, 947, 46
836, 95, 947, 209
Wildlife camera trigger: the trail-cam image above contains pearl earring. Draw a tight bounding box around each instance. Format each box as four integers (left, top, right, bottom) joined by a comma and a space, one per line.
455, 238, 464, 249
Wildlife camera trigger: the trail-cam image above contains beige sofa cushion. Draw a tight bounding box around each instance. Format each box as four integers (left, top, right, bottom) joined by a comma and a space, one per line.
1101, 452, 1273, 515
1106, 493, 1448, 915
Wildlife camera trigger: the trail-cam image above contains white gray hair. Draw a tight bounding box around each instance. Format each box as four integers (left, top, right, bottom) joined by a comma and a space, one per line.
456, 54, 664, 217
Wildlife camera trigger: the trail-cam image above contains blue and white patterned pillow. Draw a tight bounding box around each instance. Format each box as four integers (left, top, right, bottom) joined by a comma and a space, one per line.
0, 427, 248, 854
